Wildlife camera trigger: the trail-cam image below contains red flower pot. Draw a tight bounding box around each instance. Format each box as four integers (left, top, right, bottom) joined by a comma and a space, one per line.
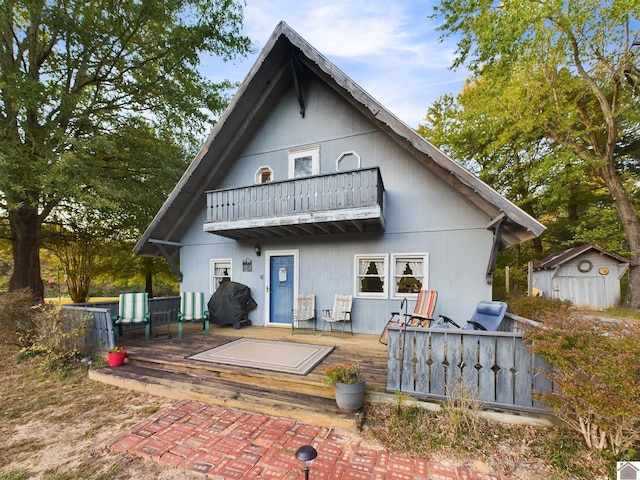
107, 350, 127, 367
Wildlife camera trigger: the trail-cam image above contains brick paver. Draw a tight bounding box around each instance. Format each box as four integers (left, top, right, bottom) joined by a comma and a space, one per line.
108, 400, 512, 479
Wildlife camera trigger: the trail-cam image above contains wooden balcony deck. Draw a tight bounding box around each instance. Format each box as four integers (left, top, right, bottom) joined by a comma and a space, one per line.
203, 167, 385, 239
88, 323, 392, 431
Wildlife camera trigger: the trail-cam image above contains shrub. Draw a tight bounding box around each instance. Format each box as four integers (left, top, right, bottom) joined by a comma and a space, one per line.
524, 309, 640, 455
0, 288, 39, 347
17, 304, 93, 371
506, 293, 571, 321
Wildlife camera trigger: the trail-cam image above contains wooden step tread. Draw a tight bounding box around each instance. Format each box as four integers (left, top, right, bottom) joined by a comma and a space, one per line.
88, 364, 363, 431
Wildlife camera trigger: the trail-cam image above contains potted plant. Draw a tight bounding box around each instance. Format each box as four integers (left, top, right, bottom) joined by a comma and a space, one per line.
321, 363, 366, 412
107, 346, 127, 367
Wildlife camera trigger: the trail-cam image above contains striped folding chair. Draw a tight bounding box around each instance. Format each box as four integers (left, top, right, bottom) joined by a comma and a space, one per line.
112, 293, 151, 342
379, 290, 438, 344
177, 292, 210, 338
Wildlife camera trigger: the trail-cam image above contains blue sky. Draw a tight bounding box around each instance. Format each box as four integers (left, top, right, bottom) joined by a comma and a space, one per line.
202, 0, 468, 129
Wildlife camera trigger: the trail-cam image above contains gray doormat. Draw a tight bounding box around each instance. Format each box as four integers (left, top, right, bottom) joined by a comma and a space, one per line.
187, 338, 334, 375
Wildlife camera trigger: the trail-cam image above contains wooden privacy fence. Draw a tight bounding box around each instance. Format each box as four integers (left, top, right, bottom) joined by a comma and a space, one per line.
386, 317, 553, 414
62, 296, 180, 349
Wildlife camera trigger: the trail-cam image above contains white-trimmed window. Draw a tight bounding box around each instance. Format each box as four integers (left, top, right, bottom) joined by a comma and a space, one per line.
392, 253, 428, 298
255, 166, 273, 184
355, 254, 388, 298
210, 259, 232, 293
288, 145, 319, 179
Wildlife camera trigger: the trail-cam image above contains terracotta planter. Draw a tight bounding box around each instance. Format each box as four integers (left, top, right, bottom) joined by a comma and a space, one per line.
333, 378, 366, 412
107, 350, 127, 367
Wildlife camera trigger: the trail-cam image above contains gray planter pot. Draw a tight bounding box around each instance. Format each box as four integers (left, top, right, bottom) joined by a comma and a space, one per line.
333, 378, 366, 412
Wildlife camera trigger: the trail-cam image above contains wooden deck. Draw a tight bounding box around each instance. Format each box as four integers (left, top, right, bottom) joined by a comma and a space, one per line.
88, 323, 393, 431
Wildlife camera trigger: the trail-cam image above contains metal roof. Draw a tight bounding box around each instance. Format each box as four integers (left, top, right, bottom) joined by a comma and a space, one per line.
533, 244, 633, 270
134, 21, 545, 258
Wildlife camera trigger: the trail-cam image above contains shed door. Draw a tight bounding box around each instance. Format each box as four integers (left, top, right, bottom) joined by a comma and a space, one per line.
269, 255, 294, 324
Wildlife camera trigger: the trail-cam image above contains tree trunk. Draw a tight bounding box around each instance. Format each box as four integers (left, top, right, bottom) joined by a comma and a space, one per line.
144, 257, 154, 298
9, 207, 44, 301
599, 162, 640, 308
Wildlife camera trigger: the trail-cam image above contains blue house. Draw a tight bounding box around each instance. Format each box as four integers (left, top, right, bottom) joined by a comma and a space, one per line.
134, 22, 545, 334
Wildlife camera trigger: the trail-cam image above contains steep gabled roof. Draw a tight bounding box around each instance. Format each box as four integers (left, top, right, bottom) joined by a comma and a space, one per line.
135, 21, 545, 258
533, 244, 633, 270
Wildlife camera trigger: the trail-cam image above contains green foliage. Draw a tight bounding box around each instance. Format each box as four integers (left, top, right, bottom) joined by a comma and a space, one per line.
505, 294, 572, 322
428, 0, 640, 306
0, 0, 251, 297
321, 363, 363, 386
524, 311, 640, 455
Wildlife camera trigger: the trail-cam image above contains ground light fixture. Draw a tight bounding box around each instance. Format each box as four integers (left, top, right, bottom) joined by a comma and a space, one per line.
295, 445, 317, 480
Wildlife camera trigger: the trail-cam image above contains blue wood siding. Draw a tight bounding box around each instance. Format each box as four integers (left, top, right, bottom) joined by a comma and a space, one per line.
179, 76, 494, 334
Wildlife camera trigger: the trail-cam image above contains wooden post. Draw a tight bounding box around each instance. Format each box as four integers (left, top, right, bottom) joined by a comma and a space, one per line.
505, 266, 510, 295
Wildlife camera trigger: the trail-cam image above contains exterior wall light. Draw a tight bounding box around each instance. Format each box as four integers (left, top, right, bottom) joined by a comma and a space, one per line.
254, 244, 262, 256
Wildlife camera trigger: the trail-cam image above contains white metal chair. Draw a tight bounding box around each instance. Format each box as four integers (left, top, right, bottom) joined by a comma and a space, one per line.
291, 294, 316, 335
321, 294, 353, 339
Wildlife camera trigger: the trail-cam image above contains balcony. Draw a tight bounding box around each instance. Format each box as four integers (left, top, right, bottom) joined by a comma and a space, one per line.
204, 167, 385, 240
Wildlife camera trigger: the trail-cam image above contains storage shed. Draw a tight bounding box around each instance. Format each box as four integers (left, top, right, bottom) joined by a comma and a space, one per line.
532, 244, 632, 310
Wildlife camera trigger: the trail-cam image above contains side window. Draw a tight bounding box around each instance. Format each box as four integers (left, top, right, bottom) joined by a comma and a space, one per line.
336, 151, 361, 172
392, 253, 428, 298
355, 254, 388, 298
211, 259, 232, 294
288, 145, 319, 179
255, 166, 273, 184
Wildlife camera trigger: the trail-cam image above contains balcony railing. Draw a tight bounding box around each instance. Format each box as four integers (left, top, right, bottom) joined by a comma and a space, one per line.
204, 167, 385, 239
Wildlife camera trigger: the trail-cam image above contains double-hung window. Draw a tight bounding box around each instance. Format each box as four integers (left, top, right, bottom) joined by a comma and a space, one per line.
392, 253, 428, 297
355, 254, 388, 298
210, 259, 232, 293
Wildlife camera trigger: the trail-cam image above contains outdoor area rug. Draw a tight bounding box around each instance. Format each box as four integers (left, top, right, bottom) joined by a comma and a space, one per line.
187, 338, 334, 375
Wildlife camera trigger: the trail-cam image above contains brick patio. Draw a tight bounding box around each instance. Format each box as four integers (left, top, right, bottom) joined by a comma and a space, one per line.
107, 400, 508, 479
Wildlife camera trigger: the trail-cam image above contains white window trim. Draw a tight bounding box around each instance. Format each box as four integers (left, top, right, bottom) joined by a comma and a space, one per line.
336, 150, 361, 171
288, 145, 320, 179
210, 258, 232, 294
255, 166, 273, 184
354, 253, 388, 299
391, 253, 429, 299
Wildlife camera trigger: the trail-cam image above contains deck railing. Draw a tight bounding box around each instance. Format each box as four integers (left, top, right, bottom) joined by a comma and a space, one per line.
386, 316, 553, 414
205, 167, 384, 223
62, 296, 180, 349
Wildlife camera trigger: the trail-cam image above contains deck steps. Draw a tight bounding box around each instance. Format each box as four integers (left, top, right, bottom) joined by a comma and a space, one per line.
89, 362, 365, 431
88, 326, 395, 431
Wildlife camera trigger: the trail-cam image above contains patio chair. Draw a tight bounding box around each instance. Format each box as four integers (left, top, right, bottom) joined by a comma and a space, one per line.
177, 291, 210, 338
379, 289, 438, 344
112, 292, 151, 342
321, 294, 353, 339
291, 294, 316, 335
436, 301, 507, 331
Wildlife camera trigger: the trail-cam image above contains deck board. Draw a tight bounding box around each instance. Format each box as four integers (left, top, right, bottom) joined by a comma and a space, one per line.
90, 323, 391, 430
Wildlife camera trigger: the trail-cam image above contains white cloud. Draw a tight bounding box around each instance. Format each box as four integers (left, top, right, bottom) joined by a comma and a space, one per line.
204, 0, 468, 128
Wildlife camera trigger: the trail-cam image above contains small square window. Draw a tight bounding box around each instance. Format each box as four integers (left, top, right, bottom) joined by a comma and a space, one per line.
288, 145, 319, 179
355, 254, 388, 298
392, 254, 428, 298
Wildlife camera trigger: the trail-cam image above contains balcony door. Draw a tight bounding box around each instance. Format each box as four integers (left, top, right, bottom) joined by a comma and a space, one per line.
265, 249, 298, 326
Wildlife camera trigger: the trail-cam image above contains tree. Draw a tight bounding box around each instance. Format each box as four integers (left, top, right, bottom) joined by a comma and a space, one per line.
433, 0, 640, 306
0, 1, 251, 300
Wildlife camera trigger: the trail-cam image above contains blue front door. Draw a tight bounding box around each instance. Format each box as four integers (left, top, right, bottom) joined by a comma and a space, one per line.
270, 255, 294, 324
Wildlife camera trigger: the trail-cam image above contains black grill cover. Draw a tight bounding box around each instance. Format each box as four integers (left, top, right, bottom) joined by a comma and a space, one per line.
207, 281, 257, 327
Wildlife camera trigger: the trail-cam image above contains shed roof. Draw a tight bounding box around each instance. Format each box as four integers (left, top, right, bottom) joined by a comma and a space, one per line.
533, 244, 633, 270
134, 21, 545, 258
